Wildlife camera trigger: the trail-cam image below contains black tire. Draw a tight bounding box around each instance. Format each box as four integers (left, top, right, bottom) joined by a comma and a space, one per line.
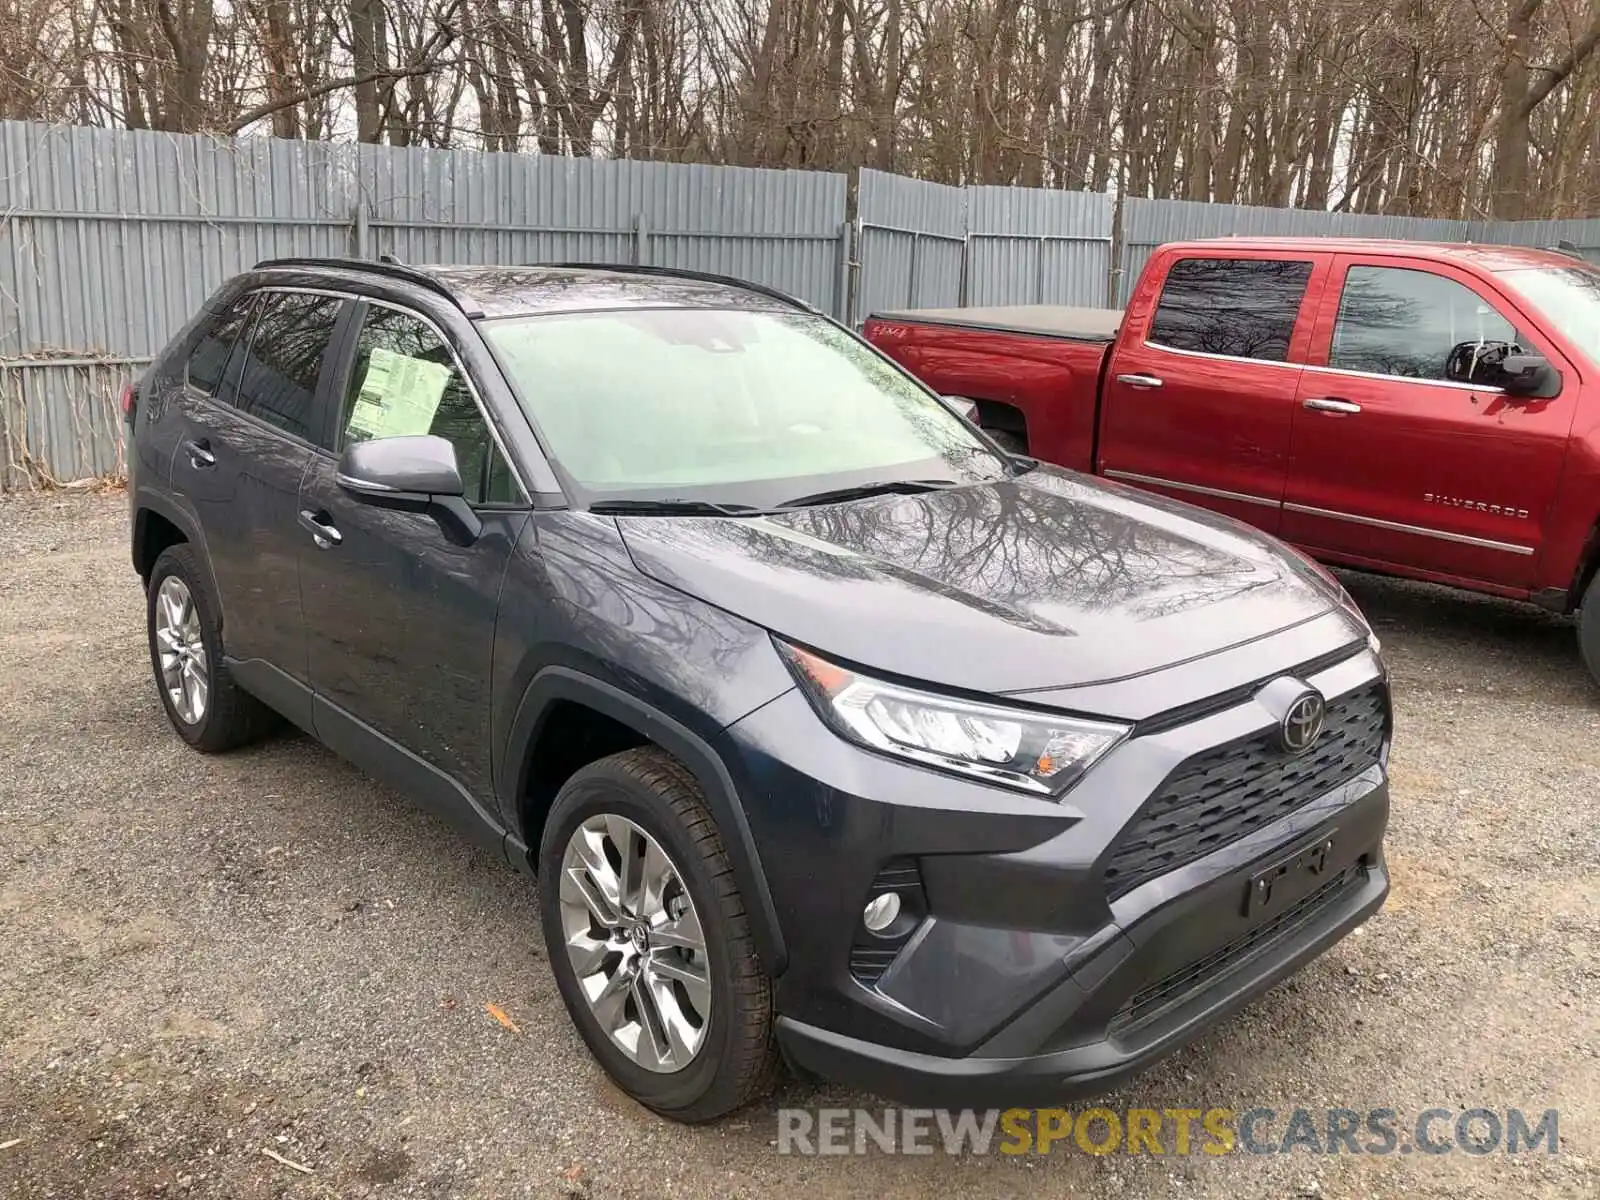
538, 747, 779, 1122
985, 427, 1027, 455
146, 544, 274, 753
1580, 571, 1600, 688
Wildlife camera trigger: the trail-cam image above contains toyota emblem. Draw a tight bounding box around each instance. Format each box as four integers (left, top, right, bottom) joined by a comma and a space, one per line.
1280, 690, 1326, 754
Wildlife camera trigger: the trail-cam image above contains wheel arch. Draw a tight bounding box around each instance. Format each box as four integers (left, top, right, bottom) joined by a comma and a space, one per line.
503, 666, 789, 977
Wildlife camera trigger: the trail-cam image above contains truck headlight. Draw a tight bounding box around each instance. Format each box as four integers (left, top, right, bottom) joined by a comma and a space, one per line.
777, 641, 1129, 796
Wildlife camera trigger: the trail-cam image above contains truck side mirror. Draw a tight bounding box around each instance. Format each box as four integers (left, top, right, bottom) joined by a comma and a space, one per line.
1446, 341, 1560, 399
1497, 353, 1560, 399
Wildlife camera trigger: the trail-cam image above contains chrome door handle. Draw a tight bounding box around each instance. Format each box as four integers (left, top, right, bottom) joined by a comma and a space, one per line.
182, 438, 215, 468
297, 509, 342, 549
1303, 397, 1362, 414
1116, 373, 1164, 389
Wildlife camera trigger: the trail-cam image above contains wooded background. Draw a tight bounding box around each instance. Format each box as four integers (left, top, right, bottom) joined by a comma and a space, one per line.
5, 0, 1600, 222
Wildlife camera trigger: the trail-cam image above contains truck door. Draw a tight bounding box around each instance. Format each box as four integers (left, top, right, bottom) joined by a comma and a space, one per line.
1098, 252, 1330, 534
1282, 256, 1577, 590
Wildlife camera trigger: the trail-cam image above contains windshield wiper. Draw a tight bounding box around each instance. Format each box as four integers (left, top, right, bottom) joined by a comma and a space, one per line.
778, 479, 960, 509
588, 498, 765, 517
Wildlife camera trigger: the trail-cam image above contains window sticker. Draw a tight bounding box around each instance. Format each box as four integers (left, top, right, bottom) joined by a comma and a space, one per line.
345, 347, 451, 439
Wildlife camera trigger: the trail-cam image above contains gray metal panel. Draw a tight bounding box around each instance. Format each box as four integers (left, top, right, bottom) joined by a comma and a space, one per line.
1470, 219, 1600, 261
0, 121, 847, 486
854, 169, 967, 320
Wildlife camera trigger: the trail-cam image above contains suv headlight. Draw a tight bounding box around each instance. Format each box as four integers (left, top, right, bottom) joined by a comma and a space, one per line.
777, 641, 1129, 796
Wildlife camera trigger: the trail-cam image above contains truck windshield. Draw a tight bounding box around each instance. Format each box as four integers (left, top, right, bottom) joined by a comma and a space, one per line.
1497, 265, 1600, 367
480, 307, 1008, 507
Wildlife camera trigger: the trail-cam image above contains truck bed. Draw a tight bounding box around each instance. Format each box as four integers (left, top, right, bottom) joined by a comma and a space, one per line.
869, 304, 1123, 343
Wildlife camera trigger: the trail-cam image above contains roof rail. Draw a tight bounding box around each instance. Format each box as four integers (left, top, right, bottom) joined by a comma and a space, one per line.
252, 256, 468, 312
538, 262, 816, 314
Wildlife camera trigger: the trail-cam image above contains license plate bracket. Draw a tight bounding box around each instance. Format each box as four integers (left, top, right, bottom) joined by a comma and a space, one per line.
1245, 834, 1335, 917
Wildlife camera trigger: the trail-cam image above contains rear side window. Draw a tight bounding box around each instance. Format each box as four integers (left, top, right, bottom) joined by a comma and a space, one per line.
231, 292, 344, 441
1148, 258, 1313, 362
186, 294, 256, 395
1329, 266, 1522, 381
338, 305, 520, 505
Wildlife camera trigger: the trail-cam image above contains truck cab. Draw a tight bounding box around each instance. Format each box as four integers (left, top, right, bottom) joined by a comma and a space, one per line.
865, 238, 1600, 683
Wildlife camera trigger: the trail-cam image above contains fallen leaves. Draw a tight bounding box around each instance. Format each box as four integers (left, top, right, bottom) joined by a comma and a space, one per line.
484, 1002, 521, 1034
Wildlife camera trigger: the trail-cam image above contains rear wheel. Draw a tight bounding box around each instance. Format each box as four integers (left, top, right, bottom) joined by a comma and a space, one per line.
146, 545, 273, 752
538, 747, 778, 1122
1579, 572, 1600, 688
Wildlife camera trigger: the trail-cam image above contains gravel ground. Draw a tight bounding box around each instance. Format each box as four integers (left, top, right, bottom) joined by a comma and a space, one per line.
0, 489, 1596, 1200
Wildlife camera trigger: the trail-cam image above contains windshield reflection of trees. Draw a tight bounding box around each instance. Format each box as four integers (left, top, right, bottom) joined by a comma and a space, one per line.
635, 469, 1278, 629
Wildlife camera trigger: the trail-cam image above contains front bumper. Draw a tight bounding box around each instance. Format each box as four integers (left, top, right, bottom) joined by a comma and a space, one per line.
776, 830, 1387, 1108
722, 631, 1390, 1107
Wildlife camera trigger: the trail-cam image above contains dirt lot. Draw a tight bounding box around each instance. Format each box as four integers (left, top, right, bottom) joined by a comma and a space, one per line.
0, 490, 1596, 1200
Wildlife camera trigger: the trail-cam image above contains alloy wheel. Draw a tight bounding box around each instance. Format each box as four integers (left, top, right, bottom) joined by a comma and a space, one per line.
558, 813, 712, 1072
154, 575, 208, 724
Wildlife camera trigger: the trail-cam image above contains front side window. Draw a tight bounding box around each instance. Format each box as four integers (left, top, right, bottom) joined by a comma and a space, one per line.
187, 293, 256, 395
1148, 258, 1313, 362
479, 307, 1006, 506
1329, 266, 1521, 381
338, 305, 520, 505
232, 292, 344, 440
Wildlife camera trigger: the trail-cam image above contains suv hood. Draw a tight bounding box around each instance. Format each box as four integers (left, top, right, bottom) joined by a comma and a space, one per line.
616, 467, 1341, 694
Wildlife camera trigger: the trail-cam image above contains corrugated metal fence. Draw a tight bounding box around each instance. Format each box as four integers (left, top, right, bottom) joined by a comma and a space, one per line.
854, 170, 1115, 312
7, 120, 1600, 487
0, 122, 850, 487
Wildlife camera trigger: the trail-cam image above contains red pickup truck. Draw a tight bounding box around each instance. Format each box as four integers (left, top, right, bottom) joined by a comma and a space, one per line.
863, 237, 1600, 684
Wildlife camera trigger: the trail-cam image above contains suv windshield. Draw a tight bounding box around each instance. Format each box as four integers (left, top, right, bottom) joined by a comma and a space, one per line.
1497, 264, 1600, 367
480, 307, 1007, 507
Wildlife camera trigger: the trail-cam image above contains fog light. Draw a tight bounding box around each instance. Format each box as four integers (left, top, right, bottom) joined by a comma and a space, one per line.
862, 892, 901, 933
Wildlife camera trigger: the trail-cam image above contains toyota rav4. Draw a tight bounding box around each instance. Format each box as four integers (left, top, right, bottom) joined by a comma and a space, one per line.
125, 258, 1391, 1122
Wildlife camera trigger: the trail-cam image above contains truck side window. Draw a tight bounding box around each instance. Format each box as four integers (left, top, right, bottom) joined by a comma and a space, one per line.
1148, 258, 1312, 362
1328, 266, 1522, 382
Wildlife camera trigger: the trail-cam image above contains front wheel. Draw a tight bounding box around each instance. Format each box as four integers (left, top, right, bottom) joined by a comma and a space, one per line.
538, 747, 778, 1122
1579, 572, 1600, 688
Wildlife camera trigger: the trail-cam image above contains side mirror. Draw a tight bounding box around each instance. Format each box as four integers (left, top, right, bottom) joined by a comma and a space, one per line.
1446, 341, 1560, 399
1498, 353, 1560, 398
336, 434, 481, 543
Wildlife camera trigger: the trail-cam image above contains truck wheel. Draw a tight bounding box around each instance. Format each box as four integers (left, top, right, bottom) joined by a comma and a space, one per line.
1579, 572, 1600, 687
539, 747, 779, 1123
986, 428, 1026, 455
146, 544, 274, 752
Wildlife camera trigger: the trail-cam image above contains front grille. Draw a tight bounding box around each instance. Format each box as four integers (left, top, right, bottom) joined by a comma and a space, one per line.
1103, 682, 1387, 901
1111, 864, 1362, 1032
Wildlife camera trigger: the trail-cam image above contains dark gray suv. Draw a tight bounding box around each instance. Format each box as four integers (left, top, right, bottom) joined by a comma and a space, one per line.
127, 258, 1391, 1122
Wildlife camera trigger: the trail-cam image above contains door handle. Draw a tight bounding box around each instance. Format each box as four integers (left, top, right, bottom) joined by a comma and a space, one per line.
298, 509, 343, 549
1116, 373, 1164, 389
182, 438, 215, 468
1303, 397, 1362, 415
